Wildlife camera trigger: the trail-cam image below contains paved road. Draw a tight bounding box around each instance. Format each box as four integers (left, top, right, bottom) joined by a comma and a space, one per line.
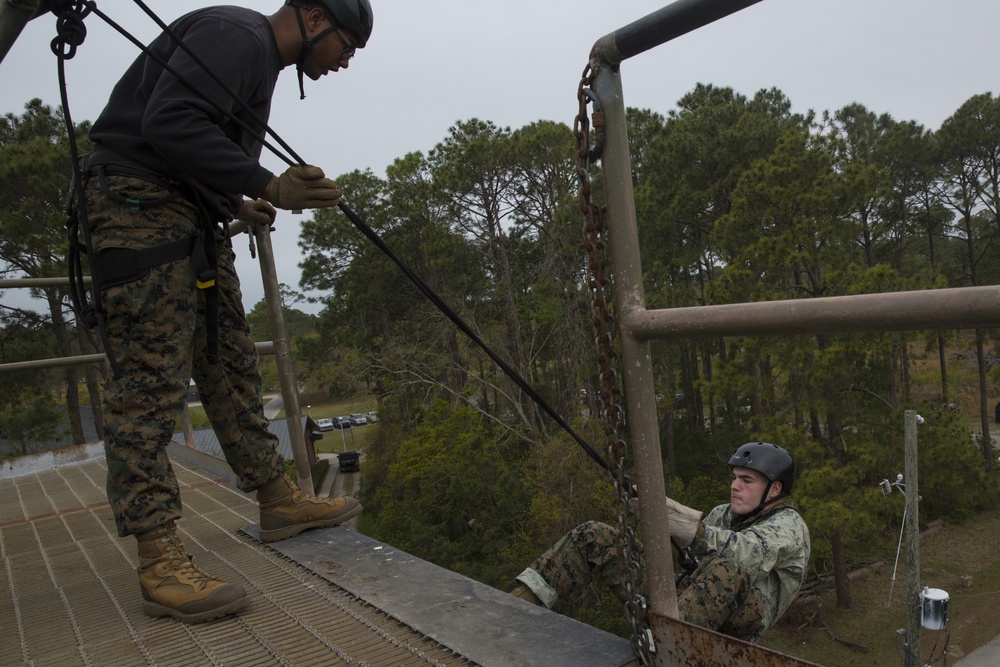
263, 394, 283, 419
954, 635, 1000, 666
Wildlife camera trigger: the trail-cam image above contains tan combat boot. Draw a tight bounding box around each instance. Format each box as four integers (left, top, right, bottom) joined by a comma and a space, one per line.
136, 522, 249, 623
256, 473, 363, 542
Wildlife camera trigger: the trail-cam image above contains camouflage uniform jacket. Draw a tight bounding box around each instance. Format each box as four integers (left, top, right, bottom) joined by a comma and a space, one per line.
690, 500, 810, 635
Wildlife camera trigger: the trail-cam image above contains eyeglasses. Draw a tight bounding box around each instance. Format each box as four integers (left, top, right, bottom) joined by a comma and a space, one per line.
335, 27, 356, 61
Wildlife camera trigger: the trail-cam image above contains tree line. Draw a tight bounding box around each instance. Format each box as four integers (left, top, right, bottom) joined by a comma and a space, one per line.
3, 86, 1000, 632
296, 84, 1000, 617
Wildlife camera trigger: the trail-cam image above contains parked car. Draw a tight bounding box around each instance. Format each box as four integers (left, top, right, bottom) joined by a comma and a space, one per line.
315, 418, 335, 432
365, 411, 379, 423
349, 412, 368, 426
333, 416, 353, 429
337, 450, 360, 472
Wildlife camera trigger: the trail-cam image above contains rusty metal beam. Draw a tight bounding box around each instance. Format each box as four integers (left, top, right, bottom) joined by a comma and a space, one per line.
650, 613, 822, 667
251, 223, 314, 495
0, 342, 274, 373
593, 0, 763, 65
0, 276, 91, 288
590, 36, 679, 628
624, 286, 1000, 341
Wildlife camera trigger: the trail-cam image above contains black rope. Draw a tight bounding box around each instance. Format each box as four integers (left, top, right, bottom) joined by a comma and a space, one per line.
50, 0, 122, 376
41, 0, 613, 474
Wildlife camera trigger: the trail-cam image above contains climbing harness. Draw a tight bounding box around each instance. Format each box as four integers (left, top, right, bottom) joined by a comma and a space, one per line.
51, 0, 300, 374
674, 539, 700, 588
575, 64, 651, 665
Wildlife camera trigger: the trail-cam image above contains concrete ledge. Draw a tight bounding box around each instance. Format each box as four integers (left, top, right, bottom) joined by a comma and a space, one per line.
242, 524, 638, 667
0, 441, 105, 479
166, 441, 238, 485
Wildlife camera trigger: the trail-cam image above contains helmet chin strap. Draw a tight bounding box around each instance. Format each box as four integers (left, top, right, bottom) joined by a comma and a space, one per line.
751, 480, 788, 516
751, 481, 774, 516
292, 6, 338, 99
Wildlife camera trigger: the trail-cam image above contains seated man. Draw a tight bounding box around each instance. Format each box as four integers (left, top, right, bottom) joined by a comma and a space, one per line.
512, 441, 810, 643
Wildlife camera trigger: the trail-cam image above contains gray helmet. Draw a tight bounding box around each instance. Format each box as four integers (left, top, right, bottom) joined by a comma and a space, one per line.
728, 441, 795, 497
287, 0, 374, 47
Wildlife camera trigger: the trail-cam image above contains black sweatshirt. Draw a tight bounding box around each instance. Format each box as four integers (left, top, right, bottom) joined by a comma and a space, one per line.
90, 6, 283, 222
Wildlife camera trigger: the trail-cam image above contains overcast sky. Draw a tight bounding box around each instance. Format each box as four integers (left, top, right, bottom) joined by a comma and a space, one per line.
1, 0, 997, 316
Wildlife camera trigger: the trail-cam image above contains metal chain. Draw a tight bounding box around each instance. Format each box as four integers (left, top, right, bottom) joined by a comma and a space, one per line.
575, 65, 652, 666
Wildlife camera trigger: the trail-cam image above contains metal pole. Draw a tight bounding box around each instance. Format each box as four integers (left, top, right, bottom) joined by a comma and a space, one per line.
0, 276, 91, 288
0, 342, 275, 374
593, 0, 764, 65
180, 401, 196, 448
586, 1, 772, 659
624, 286, 1000, 340
904, 411, 920, 667
252, 222, 314, 495
0, 352, 106, 372
591, 47, 678, 630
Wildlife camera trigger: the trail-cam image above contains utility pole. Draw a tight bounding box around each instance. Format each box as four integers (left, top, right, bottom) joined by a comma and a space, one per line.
904, 410, 920, 667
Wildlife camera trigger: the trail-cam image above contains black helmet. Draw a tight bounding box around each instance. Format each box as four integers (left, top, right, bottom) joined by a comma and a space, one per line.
286, 0, 374, 99
728, 441, 795, 497
286, 0, 374, 47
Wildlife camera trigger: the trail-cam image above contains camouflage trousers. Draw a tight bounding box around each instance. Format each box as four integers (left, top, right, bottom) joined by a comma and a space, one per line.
86, 175, 284, 537
524, 520, 766, 642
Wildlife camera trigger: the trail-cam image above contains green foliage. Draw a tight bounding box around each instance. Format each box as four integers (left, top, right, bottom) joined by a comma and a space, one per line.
246, 286, 317, 343
0, 393, 59, 457
670, 475, 730, 514
916, 404, 999, 519
520, 428, 617, 554
365, 400, 533, 586
1, 100, 95, 452
0, 312, 59, 456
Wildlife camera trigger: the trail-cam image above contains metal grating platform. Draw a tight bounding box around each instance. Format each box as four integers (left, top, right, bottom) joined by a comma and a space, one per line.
1, 455, 638, 667
0, 459, 480, 666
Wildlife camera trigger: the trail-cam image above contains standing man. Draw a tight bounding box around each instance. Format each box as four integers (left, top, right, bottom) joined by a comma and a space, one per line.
511, 442, 810, 643
82, 1, 373, 624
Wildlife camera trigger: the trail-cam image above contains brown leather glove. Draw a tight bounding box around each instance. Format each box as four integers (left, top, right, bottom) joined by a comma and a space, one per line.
268, 165, 342, 210
235, 198, 277, 228
666, 496, 703, 547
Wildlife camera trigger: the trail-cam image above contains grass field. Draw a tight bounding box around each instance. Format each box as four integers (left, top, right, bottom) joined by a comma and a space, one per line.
760, 504, 1000, 665
179, 394, 378, 454
293, 396, 378, 454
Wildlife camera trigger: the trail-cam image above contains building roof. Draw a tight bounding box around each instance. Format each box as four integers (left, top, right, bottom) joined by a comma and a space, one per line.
171, 414, 313, 462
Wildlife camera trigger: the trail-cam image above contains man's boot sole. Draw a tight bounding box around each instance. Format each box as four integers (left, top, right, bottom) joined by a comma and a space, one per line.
259, 502, 364, 543
143, 593, 250, 624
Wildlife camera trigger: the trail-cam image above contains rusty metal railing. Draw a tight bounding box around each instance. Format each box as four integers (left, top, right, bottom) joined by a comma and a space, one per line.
0, 224, 315, 493
585, 0, 999, 664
